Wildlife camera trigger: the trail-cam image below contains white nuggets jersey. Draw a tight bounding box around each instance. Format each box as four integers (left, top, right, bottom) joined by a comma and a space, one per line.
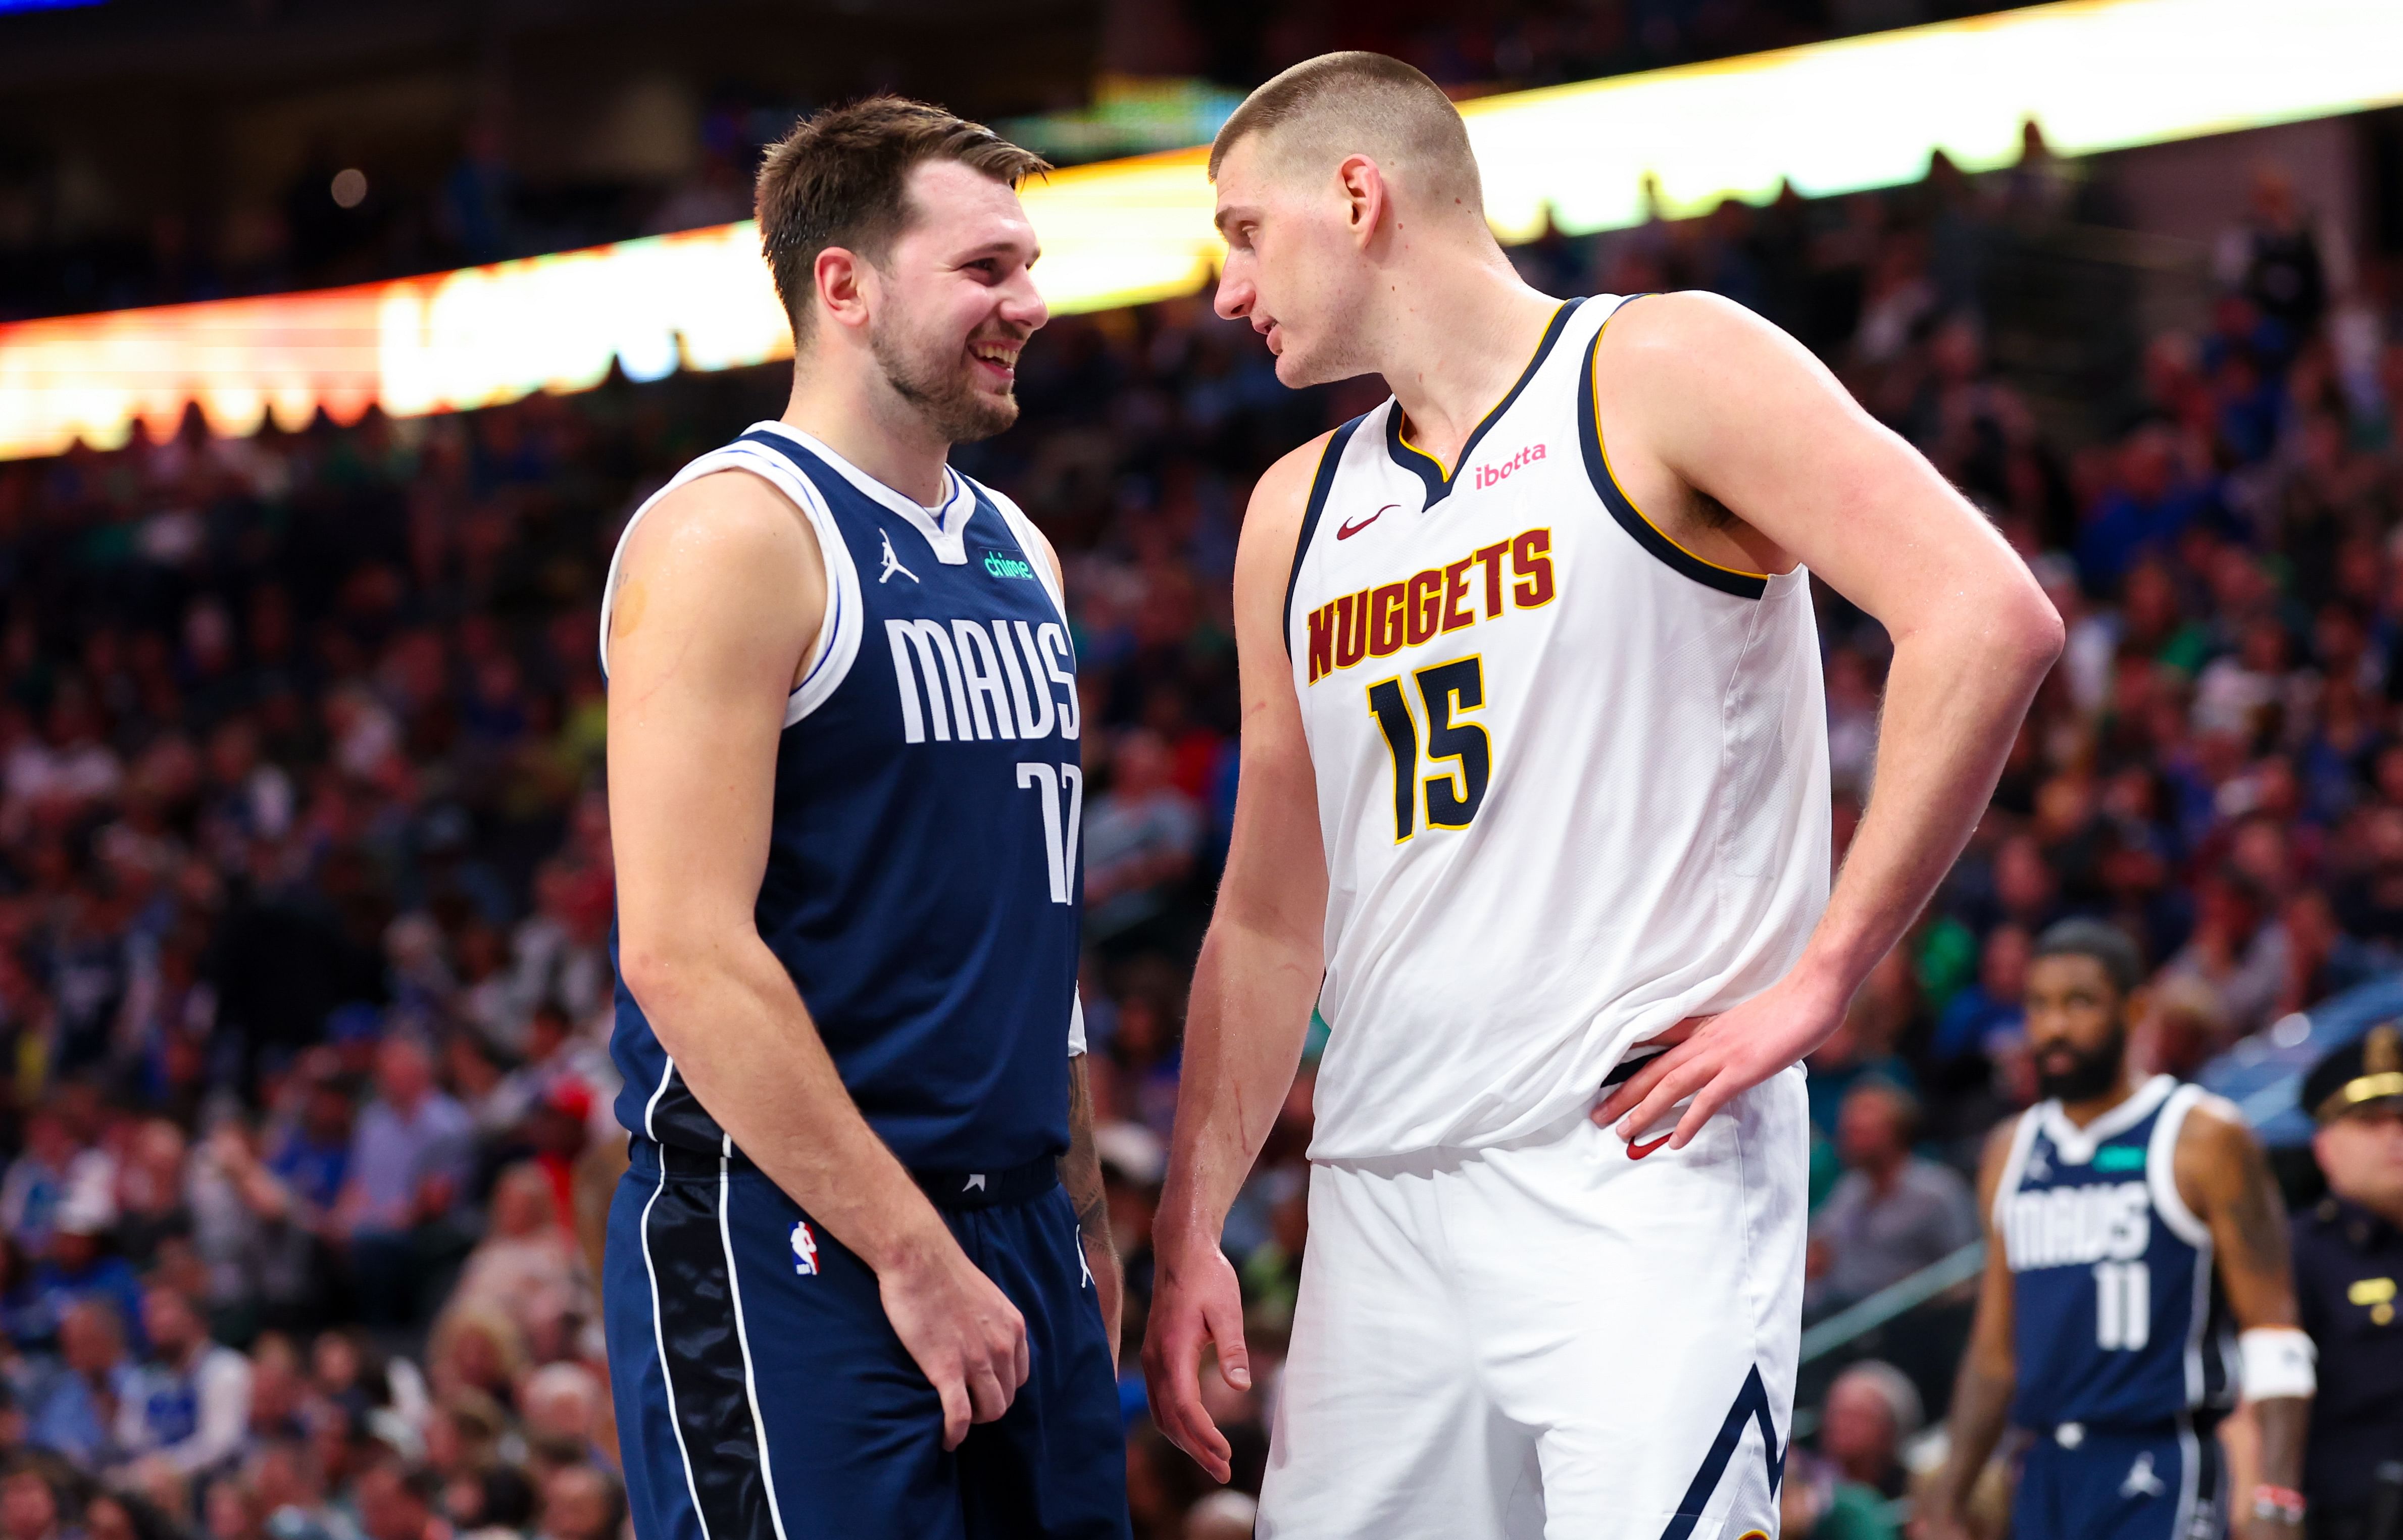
1287, 294, 1832, 1159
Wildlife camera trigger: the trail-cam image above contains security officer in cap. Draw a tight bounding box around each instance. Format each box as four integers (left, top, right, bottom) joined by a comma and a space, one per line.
2295, 1021, 2403, 1539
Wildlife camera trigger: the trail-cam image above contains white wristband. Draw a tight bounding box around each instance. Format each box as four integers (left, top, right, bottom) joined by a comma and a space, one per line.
2238, 1326, 2316, 1400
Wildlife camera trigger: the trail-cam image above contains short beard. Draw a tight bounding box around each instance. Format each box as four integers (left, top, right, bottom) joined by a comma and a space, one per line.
2035, 1024, 2127, 1103
870, 312, 1017, 445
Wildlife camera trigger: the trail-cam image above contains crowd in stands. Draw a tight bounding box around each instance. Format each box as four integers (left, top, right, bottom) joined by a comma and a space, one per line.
0, 0, 2044, 326
0, 93, 2395, 1540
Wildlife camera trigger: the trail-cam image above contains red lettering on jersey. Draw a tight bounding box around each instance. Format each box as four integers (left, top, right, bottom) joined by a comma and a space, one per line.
1307, 602, 1336, 684
1405, 570, 1442, 647
1472, 541, 1511, 619
1440, 559, 1476, 633
1512, 528, 1556, 608
1334, 590, 1370, 669
1367, 582, 1408, 657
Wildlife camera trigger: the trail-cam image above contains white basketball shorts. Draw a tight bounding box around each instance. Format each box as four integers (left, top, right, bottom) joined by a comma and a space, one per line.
1257, 1064, 1809, 1540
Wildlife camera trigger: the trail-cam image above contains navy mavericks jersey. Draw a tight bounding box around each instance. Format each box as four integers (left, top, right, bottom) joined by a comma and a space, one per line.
599, 421, 1083, 1172
1999, 1075, 2237, 1430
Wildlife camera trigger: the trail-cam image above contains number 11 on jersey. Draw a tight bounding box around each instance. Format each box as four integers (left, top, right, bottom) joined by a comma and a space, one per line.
1367, 657, 1491, 843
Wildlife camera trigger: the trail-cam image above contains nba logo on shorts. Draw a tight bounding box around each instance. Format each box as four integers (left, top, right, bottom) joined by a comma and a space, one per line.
790, 1220, 819, 1276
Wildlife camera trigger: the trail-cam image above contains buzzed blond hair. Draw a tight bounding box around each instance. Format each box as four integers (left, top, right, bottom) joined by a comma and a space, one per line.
1209, 52, 1483, 217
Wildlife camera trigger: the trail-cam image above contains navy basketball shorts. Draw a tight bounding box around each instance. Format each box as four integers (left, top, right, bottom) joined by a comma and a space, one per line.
603, 1139, 1129, 1540
2013, 1422, 2227, 1540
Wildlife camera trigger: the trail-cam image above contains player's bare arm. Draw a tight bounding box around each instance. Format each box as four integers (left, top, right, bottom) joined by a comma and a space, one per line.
607, 470, 1029, 1451
1142, 432, 1335, 1482
2175, 1103, 2312, 1539
1061, 1032, 1122, 1365
1920, 1118, 2024, 1540
1594, 292, 2064, 1148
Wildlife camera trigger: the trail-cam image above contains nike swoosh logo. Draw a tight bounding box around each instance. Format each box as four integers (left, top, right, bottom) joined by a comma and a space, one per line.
1627, 1133, 1673, 1160
1336, 504, 1397, 540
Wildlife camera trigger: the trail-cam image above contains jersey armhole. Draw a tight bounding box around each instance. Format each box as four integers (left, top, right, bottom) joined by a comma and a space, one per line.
595, 439, 864, 728
2146, 1084, 2214, 1248
1576, 295, 1773, 602
1280, 414, 1368, 657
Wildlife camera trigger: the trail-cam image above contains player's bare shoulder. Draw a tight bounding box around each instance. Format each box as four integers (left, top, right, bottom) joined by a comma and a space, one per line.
2169, 1090, 2269, 1205
1230, 430, 1338, 628
1238, 431, 1337, 566
607, 468, 828, 688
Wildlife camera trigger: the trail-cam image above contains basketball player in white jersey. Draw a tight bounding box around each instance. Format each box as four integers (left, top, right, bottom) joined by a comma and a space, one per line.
1140, 53, 2065, 1539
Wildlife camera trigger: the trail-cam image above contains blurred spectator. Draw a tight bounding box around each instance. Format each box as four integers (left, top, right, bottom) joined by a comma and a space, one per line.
1819, 1359, 1921, 1501
0, 1461, 67, 1540
23, 1188, 144, 1355
531, 1463, 621, 1540
337, 1040, 471, 1328
352, 1458, 442, 1540
1082, 731, 1203, 947
22, 1300, 132, 1466
440, 1164, 589, 1347
1, 1114, 111, 1258
1807, 1083, 1976, 1316
114, 1281, 252, 1479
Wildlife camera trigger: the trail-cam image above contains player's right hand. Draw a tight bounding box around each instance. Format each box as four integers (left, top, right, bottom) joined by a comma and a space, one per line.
879, 1242, 1030, 1450
1141, 1235, 1249, 1483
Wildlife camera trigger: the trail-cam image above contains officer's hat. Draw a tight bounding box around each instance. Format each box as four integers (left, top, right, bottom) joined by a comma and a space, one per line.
2302, 1020, 2403, 1124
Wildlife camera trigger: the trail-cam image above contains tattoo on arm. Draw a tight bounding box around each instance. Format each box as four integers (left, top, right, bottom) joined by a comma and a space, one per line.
2226, 1143, 2289, 1287
2207, 1122, 2298, 1325
1063, 1057, 1112, 1247
1060, 1054, 1124, 1363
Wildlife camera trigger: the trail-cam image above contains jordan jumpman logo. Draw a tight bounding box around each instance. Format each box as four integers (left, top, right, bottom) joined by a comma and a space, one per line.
879, 529, 918, 585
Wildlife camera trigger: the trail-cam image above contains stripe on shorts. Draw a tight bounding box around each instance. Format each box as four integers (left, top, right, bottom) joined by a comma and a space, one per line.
1659, 1363, 1786, 1540
643, 1163, 778, 1539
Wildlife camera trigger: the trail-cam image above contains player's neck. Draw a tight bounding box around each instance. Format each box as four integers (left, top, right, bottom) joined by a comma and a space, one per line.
1375, 260, 1562, 470
2056, 1065, 2145, 1130
780, 362, 954, 509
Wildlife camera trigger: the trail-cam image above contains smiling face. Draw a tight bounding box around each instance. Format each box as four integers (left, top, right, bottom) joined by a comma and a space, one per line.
859, 159, 1046, 443
1211, 136, 1380, 389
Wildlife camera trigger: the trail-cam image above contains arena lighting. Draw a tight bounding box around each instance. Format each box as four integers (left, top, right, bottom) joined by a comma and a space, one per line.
5, 0, 2403, 463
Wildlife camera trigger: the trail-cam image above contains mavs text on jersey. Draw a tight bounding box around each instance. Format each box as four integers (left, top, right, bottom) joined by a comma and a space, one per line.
595, 422, 1126, 1540
1998, 1074, 2238, 1539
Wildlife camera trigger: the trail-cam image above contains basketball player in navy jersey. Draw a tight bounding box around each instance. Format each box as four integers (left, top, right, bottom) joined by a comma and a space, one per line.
1923, 921, 2314, 1540
598, 99, 1126, 1539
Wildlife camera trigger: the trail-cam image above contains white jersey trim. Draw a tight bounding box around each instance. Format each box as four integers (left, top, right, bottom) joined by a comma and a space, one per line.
748, 420, 976, 566
2145, 1083, 2212, 1248
597, 425, 866, 729
2036, 1073, 2176, 1166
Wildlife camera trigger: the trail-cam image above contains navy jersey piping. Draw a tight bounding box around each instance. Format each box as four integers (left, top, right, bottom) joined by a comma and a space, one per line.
1575, 296, 1771, 602
1382, 296, 1584, 508
1281, 414, 1368, 658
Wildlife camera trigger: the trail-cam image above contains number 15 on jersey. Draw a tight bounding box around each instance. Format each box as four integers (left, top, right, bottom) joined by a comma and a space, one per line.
1367, 657, 1491, 843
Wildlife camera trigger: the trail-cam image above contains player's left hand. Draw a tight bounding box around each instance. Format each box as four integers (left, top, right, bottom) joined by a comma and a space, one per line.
1590, 970, 1849, 1150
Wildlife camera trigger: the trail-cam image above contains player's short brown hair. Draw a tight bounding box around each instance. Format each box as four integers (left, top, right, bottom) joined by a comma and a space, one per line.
754, 96, 1048, 345
1208, 52, 1481, 215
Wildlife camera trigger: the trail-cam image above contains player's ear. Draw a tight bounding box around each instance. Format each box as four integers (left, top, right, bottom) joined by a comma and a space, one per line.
1336, 154, 1386, 247
814, 246, 874, 335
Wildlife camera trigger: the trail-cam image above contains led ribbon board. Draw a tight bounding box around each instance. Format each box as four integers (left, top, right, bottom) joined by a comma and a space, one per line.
5, 0, 2401, 460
